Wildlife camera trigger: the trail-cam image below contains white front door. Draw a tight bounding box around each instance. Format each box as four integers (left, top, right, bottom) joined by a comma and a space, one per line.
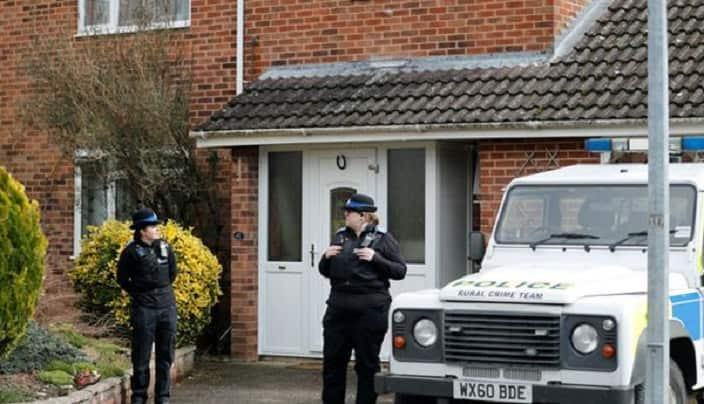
307, 149, 377, 353
260, 144, 436, 358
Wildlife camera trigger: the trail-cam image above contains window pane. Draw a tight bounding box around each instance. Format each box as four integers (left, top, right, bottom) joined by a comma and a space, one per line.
84, 0, 109, 26
80, 161, 108, 236
268, 152, 302, 262
119, 0, 139, 25
330, 187, 356, 242
388, 149, 425, 264
119, 0, 189, 26
174, 0, 189, 21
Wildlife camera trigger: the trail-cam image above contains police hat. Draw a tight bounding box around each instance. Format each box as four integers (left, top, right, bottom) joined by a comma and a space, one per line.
343, 193, 377, 213
130, 207, 161, 230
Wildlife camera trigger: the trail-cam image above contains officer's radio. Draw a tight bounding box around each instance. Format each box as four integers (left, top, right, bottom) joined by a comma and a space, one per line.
332, 233, 345, 246
360, 232, 377, 249
158, 241, 168, 259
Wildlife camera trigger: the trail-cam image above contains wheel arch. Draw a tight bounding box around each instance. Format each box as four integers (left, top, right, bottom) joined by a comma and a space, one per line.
630, 319, 697, 389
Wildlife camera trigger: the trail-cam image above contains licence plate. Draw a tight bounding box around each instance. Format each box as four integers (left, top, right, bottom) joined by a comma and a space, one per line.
453, 379, 532, 403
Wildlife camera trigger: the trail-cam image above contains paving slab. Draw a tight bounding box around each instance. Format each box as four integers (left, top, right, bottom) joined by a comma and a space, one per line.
171, 358, 394, 404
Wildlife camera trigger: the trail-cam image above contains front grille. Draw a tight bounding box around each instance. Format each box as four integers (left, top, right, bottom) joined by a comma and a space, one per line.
444, 311, 561, 368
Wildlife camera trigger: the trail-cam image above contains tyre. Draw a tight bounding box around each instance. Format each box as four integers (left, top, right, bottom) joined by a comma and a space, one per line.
670, 359, 688, 404
634, 359, 687, 404
393, 393, 436, 404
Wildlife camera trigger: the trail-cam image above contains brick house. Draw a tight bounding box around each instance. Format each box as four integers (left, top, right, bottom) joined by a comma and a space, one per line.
2, 0, 703, 361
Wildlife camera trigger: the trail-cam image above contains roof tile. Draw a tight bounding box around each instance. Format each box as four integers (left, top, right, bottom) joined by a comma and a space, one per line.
197, 0, 704, 131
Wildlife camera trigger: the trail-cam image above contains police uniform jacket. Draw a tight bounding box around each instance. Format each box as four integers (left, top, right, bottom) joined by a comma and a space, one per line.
319, 224, 407, 310
117, 239, 178, 308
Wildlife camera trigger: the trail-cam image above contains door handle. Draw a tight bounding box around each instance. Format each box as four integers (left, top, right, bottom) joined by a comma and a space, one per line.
277, 265, 286, 270
310, 243, 317, 267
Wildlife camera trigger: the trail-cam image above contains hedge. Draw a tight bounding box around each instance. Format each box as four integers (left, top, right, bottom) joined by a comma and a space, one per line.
70, 220, 222, 346
0, 167, 47, 359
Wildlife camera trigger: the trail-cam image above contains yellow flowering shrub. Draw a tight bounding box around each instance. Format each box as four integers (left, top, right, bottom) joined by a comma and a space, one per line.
0, 166, 47, 359
69, 220, 222, 347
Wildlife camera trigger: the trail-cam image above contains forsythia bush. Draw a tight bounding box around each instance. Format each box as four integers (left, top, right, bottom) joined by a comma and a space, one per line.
70, 220, 222, 347
0, 167, 47, 359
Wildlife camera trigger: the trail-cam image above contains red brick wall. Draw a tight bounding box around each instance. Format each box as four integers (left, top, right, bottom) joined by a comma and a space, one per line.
0, 1, 79, 321
229, 147, 259, 361
245, 0, 591, 78
478, 138, 599, 236
0, 0, 236, 324
555, 0, 590, 36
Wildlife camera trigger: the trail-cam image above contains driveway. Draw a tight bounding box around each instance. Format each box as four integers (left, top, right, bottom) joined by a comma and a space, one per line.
171, 358, 394, 404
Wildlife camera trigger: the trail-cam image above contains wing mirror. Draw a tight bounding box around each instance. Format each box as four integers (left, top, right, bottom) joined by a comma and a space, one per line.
468, 231, 486, 265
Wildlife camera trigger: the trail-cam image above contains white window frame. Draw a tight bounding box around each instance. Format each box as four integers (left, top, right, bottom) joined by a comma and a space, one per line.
77, 0, 191, 36
73, 151, 121, 257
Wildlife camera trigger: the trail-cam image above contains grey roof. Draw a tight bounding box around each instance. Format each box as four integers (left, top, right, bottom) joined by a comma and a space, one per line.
198, 0, 704, 132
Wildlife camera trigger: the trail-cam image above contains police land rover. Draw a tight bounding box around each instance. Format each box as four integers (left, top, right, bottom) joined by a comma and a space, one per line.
375, 137, 704, 404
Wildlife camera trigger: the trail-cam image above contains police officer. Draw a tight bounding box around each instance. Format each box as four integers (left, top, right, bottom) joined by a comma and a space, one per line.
117, 208, 177, 404
319, 193, 407, 404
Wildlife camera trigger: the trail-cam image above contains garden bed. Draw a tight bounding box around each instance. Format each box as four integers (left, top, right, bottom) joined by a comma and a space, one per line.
0, 322, 130, 403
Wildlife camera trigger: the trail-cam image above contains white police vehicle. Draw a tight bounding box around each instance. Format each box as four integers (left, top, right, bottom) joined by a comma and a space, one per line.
375, 137, 704, 403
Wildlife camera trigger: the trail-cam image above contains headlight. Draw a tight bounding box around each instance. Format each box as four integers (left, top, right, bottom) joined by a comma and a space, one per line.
392, 310, 406, 323
571, 323, 599, 354
413, 318, 438, 347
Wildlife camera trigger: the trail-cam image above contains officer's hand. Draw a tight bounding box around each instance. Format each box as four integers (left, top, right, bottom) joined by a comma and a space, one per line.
354, 247, 375, 262
324, 245, 342, 259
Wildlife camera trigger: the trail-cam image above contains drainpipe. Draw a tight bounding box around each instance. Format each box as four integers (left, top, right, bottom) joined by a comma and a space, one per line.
236, 0, 244, 95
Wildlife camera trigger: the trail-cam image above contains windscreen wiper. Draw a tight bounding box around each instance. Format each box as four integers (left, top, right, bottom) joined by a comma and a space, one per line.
529, 232, 600, 251
608, 229, 677, 252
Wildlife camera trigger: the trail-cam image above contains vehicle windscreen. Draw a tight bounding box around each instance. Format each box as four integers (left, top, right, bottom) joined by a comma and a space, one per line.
494, 185, 696, 247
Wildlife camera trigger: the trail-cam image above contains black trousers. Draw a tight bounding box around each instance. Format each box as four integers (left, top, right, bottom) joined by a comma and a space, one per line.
322, 303, 390, 404
130, 304, 177, 404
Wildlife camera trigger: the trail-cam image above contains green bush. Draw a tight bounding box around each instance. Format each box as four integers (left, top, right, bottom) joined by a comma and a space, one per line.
96, 361, 125, 378
70, 220, 222, 346
44, 360, 74, 374
0, 385, 33, 403
0, 322, 87, 374
48, 323, 90, 348
37, 370, 73, 386
0, 167, 48, 358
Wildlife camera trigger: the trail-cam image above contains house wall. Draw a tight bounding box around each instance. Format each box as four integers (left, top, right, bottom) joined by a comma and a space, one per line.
555, 0, 590, 36
229, 146, 259, 361
478, 138, 599, 236
0, 0, 235, 328
245, 0, 592, 78
1, 0, 595, 360
1, 1, 84, 322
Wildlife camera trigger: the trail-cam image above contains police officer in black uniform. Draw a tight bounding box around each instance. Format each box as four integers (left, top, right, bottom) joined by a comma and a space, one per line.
319, 193, 407, 404
117, 208, 178, 404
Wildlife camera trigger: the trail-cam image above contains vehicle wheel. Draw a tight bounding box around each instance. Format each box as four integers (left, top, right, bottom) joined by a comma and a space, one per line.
633, 383, 644, 404
393, 393, 436, 404
632, 359, 687, 404
670, 359, 687, 404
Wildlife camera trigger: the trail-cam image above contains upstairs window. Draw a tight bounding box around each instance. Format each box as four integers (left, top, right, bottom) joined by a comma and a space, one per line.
80, 0, 190, 34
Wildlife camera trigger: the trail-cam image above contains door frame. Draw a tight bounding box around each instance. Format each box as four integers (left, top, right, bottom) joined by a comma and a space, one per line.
257, 142, 439, 357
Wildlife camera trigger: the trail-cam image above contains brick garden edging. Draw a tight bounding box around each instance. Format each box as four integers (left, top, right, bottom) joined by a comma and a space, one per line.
29, 346, 196, 404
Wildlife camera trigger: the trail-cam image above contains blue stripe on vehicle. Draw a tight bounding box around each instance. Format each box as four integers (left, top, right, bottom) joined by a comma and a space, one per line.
670, 292, 700, 304
670, 292, 702, 340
